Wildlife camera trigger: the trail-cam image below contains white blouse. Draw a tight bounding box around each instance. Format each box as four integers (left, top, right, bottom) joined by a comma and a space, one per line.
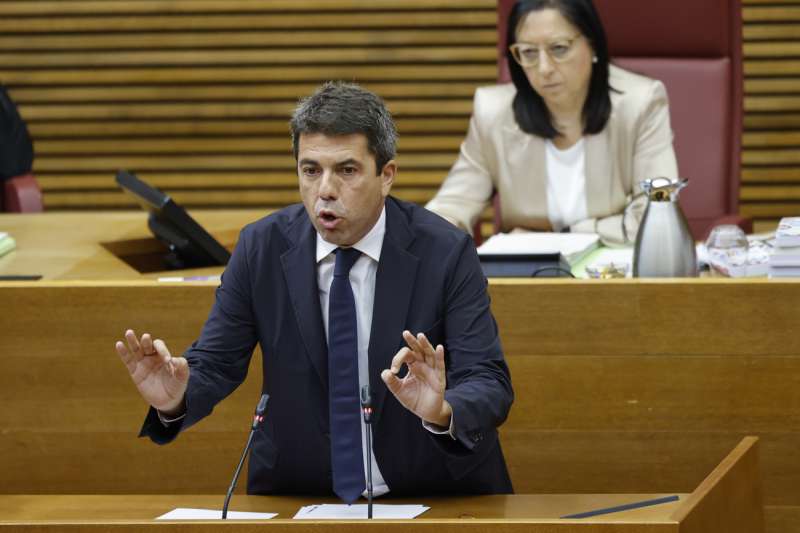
545, 138, 589, 232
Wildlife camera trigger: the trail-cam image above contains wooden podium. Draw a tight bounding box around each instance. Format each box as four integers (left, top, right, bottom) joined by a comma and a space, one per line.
0, 437, 763, 532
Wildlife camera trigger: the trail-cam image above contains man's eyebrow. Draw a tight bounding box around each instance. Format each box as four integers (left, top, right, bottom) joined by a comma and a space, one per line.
298, 157, 362, 167
336, 158, 362, 167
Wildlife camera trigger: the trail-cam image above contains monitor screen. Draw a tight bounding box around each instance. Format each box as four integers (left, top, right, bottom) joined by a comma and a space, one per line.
115, 170, 231, 270
479, 253, 572, 277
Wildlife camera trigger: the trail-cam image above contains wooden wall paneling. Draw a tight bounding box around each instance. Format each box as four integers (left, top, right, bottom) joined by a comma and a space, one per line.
487, 280, 800, 357
742, 0, 800, 233
1, 280, 799, 533
0, 0, 497, 211
0, 282, 261, 494
1, 0, 798, 235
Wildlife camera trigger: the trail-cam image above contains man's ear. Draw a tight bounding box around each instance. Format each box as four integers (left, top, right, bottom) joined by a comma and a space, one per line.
379, 160, 396, 196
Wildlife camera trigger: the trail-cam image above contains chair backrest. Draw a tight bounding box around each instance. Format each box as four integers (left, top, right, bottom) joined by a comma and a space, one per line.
497, 0, 743, 239
3, 173, 43, 213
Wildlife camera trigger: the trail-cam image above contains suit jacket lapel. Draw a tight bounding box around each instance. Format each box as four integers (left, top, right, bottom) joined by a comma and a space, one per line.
369, 199, 418, 421
281, 215, 329, 391
585, 126, 613, 218
500, 122, 547, 229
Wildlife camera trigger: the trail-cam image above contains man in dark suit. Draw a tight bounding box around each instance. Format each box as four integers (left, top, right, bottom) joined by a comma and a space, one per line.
115, 82, 513, 501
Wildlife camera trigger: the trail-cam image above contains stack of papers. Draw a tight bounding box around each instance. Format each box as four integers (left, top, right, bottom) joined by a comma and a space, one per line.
775, 217, 800, 247
294, 504, 429, 519
156, 508, 277, 520
155, 504, 429, 521
770, 217, 800, 278
477, 232, 599, 266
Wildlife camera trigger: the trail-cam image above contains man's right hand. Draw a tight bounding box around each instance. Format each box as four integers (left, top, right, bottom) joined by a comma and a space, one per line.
115, 329, 189, 416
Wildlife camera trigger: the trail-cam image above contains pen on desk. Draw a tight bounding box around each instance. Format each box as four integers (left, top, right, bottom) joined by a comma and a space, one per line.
0, 275, 43, 281
560, 495, 680, 519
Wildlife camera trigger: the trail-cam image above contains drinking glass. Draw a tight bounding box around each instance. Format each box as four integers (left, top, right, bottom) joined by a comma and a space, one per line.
705, 224, 748, 277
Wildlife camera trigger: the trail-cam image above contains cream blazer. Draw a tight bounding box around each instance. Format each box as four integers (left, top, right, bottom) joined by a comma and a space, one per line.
426, 65, 679, 245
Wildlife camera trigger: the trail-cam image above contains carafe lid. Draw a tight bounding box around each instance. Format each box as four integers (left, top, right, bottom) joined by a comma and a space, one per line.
641, 177, 689, 202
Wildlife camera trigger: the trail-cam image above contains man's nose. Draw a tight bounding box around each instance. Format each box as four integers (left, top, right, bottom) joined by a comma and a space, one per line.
318, 169, 338, 199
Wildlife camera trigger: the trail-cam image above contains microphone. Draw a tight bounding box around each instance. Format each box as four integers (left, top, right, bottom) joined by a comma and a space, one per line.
222, 393, 269, 519
360, 385, 374, 519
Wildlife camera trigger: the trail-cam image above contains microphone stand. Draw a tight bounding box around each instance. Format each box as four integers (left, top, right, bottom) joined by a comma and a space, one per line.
222, 393, 269, 519
360, 385, 374, 519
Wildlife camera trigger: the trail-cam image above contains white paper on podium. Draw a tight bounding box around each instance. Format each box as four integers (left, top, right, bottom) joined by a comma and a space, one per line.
293, 504, 429, 519
156, 508, 277, 520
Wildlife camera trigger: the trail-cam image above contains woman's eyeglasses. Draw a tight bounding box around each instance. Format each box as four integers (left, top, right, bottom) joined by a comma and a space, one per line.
509, 34, 583, 68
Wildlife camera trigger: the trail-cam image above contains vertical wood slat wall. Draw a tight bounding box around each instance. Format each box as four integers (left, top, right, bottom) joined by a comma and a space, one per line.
0, 0, 798, 230
743, 0, 800, 233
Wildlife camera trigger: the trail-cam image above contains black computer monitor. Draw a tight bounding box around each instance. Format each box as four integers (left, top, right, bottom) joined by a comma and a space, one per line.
479, 252, 572, 277
115, 170, 231, 270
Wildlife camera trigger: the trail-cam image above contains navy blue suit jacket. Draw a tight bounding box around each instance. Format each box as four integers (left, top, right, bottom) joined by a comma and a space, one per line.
141, 196, 514, 496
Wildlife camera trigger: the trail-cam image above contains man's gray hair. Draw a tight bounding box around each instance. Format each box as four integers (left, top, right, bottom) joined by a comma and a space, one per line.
290, 81, 398, 172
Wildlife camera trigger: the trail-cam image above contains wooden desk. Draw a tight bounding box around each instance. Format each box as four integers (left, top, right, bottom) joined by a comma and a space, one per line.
0, 494, 687, 525
0, 279, 793, 532
0, 210, 265, 280
0, 438, 762, 532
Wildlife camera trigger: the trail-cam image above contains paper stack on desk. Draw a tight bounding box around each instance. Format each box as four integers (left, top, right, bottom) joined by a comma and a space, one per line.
0, 232, 16, 258
156, 508, 277, 520
477, 231, 599, 265
293, 504, 429, 519
769, 217, 800, 278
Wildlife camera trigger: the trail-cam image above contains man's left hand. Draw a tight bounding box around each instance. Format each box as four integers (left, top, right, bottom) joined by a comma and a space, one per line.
381, 330, 452, 427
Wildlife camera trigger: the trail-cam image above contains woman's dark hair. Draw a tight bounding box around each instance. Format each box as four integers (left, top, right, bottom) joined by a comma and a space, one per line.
507, 0, 612, 138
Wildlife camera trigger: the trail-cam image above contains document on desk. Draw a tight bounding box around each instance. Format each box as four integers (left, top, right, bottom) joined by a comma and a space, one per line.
156, 508, 277, 520
586, 247, 634, 270
477, 232, 599, 265
157, 275, 221, 283
0, 231, 16, 258
293, 504, 429, 519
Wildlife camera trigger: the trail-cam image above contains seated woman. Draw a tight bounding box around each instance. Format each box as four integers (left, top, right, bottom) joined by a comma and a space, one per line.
426, 0, 678, 245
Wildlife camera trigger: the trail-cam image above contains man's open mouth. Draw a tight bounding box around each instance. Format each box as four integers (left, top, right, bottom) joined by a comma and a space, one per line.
318, 210, 341, 229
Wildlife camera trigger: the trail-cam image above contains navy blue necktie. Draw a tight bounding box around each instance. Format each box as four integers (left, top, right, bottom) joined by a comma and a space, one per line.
328, 247, 366, 504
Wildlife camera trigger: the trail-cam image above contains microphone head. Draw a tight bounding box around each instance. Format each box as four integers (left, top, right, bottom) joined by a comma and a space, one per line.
255, 394, 270, 416
360, 385, 371, 408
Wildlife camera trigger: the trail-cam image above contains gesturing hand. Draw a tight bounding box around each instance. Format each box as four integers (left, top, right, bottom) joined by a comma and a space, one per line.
114, 329, 189, 415
381, 330, 452, 427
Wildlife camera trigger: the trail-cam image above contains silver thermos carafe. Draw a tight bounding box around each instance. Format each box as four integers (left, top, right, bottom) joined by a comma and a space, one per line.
633, 177, 697, 277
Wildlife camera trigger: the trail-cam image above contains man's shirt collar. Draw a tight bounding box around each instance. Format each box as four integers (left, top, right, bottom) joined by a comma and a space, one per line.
315, 204, 386, 264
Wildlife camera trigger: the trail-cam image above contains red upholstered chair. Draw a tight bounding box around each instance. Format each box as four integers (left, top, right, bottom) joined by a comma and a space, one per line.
3, 173, 43, 213
496, 0, 749, 240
